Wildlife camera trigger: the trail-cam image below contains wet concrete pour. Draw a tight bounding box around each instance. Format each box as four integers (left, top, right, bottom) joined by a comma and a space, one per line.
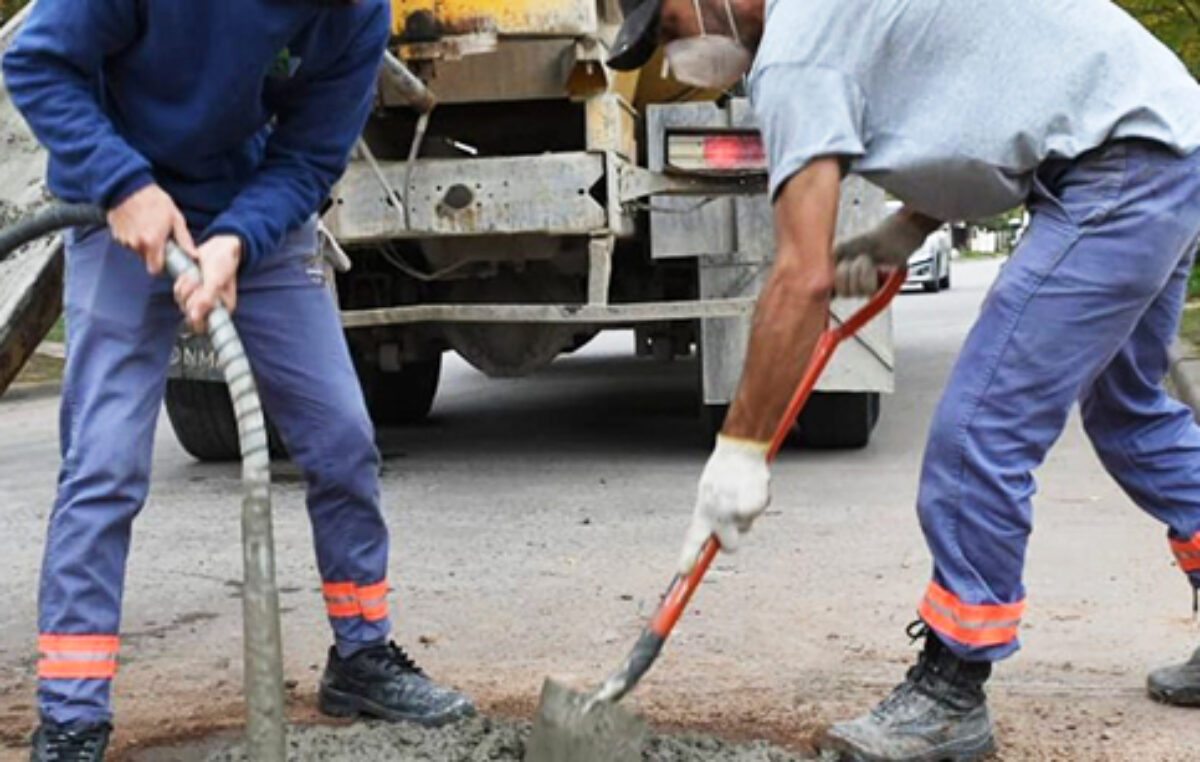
144, 716, 816, 762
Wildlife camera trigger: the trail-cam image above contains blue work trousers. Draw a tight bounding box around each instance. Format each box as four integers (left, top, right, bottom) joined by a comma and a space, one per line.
917, 141, 1200, 661
38, 220, 390, 726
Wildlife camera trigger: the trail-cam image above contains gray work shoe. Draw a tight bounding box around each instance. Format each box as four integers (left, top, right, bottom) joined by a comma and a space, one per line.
30, 720, 111, 762
821, 625, 995, 762
1147, 645, 1200, 707
319, 642, 475, 726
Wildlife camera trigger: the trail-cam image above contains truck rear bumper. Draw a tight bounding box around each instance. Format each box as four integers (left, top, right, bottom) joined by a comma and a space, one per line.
326, 151, 616, 243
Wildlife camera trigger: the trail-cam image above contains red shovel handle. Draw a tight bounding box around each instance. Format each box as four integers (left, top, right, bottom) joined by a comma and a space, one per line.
650, 267, 908, 639
591, 269, 907, 706
767, 266, 908, 460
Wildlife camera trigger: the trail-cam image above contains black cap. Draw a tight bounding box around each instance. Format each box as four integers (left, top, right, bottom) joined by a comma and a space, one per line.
607, 0, 663, 71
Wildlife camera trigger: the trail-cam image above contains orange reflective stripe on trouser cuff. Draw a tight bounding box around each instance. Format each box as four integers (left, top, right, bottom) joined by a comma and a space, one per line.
323, 580, 390, 621
37, 634, 120, 680
918, 581, 1025, 648
1170, 532, 1200, 573
358, 581, 390, 622
323, 582, 361, 618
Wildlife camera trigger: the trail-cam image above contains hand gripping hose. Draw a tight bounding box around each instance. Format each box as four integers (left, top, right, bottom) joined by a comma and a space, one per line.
1, 204, 287, 761
588, 268, 909, 709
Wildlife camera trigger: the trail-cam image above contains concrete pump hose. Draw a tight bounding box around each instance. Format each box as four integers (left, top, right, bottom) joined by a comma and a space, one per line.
0, 203, 287, 762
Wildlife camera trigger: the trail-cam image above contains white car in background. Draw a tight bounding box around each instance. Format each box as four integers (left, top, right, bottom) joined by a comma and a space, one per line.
882, 200, 953, 293
906, 226, 953, 293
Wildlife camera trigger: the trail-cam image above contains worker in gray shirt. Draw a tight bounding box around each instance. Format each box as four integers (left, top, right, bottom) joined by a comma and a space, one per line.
610, 1, 1200, 760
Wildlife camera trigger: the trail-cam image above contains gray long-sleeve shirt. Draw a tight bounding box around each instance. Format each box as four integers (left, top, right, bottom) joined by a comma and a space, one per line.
749, 0, 1200, 220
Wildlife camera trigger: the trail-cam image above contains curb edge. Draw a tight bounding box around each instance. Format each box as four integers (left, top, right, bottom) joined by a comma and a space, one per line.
1168, 338, 1200, 418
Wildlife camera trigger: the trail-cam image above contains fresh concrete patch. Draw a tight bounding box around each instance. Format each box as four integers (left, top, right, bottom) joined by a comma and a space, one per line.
136, 717, 815, 762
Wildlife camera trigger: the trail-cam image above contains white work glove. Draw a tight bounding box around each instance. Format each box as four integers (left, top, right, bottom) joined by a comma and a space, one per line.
678, 435, 771, 575
833, 213, 929, 297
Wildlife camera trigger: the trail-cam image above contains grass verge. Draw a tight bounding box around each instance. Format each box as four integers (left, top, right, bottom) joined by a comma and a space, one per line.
45, 316, 66, 344
9, 316, 67, 387
1181, 302, 1200, 351
13, 353, 64, 386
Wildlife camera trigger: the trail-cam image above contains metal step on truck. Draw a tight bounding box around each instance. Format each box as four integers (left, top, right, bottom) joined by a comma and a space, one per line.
0, 0, 895, 459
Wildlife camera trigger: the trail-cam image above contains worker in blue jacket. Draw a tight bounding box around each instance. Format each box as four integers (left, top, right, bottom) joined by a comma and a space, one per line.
3, 2, 474, 759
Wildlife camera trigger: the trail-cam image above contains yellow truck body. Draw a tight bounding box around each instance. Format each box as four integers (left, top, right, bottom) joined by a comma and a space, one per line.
391, 0, 597, 38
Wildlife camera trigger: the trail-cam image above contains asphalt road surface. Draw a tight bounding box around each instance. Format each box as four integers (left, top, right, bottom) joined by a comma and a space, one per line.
2, 258, 1198, 760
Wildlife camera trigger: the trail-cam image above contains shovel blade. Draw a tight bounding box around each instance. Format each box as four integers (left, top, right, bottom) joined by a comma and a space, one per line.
524, 678, 646, 762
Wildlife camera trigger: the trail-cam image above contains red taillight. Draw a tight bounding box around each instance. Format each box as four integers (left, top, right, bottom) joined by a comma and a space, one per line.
702, 135, 766, 170
666, 131, 767, 173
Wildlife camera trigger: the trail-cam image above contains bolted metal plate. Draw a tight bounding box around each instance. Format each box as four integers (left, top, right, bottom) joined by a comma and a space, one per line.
328, 152, 608, 243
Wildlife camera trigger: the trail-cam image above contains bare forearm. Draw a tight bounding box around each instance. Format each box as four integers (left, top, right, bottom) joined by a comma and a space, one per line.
721, 158, 842, 443
723, 268, 830, 441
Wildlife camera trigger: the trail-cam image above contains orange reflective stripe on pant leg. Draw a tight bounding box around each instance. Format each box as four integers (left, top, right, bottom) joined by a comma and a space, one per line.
1170, 533, 1200, 573
37, 634, 120, 680
38, 660, 119, 680
323, 582, 361, 618
919, 581, 1025, 648
38, 635, 120, 654
357, 581, 388, 601
360, 602, 389, 622
358, 580, 389, 622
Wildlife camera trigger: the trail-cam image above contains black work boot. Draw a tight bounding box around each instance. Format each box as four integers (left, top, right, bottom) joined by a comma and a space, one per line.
1147, 645, 1200, 707
821, 625, 995, 762
319, 641, 475, 726
30, 720, 111, 762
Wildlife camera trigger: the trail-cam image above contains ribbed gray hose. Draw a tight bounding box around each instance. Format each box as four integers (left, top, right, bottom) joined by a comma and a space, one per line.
0, 203, 287, 762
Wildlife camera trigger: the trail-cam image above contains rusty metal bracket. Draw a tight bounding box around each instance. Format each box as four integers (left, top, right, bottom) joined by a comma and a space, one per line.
616, 159, 767, 203
381, 51, 437, 113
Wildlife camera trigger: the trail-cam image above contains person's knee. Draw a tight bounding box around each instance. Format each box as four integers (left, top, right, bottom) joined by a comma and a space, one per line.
1079, 402, 1120, 462
61, 428, 153, 508
293, 408, 379, 491
1080, 383, 1180, 460
923, 391, 962, 464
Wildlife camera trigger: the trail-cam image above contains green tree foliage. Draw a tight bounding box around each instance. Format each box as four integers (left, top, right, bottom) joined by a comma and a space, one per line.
1118, 0, 1200, 77
0, 0, 31, 27
1, 0, 22, 23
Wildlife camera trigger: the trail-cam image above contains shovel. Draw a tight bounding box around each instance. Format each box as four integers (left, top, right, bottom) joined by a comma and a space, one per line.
524, 268, 909, 762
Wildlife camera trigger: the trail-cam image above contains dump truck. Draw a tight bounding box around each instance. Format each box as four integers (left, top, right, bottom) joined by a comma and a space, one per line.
0, 0, 896, 459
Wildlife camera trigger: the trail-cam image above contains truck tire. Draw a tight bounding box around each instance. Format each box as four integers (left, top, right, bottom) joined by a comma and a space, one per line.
796, 392, 881, 449
704, 393, 880, 450
164, 379, 287, 462
354, 353, 442, 427
703, 403, 730, 442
